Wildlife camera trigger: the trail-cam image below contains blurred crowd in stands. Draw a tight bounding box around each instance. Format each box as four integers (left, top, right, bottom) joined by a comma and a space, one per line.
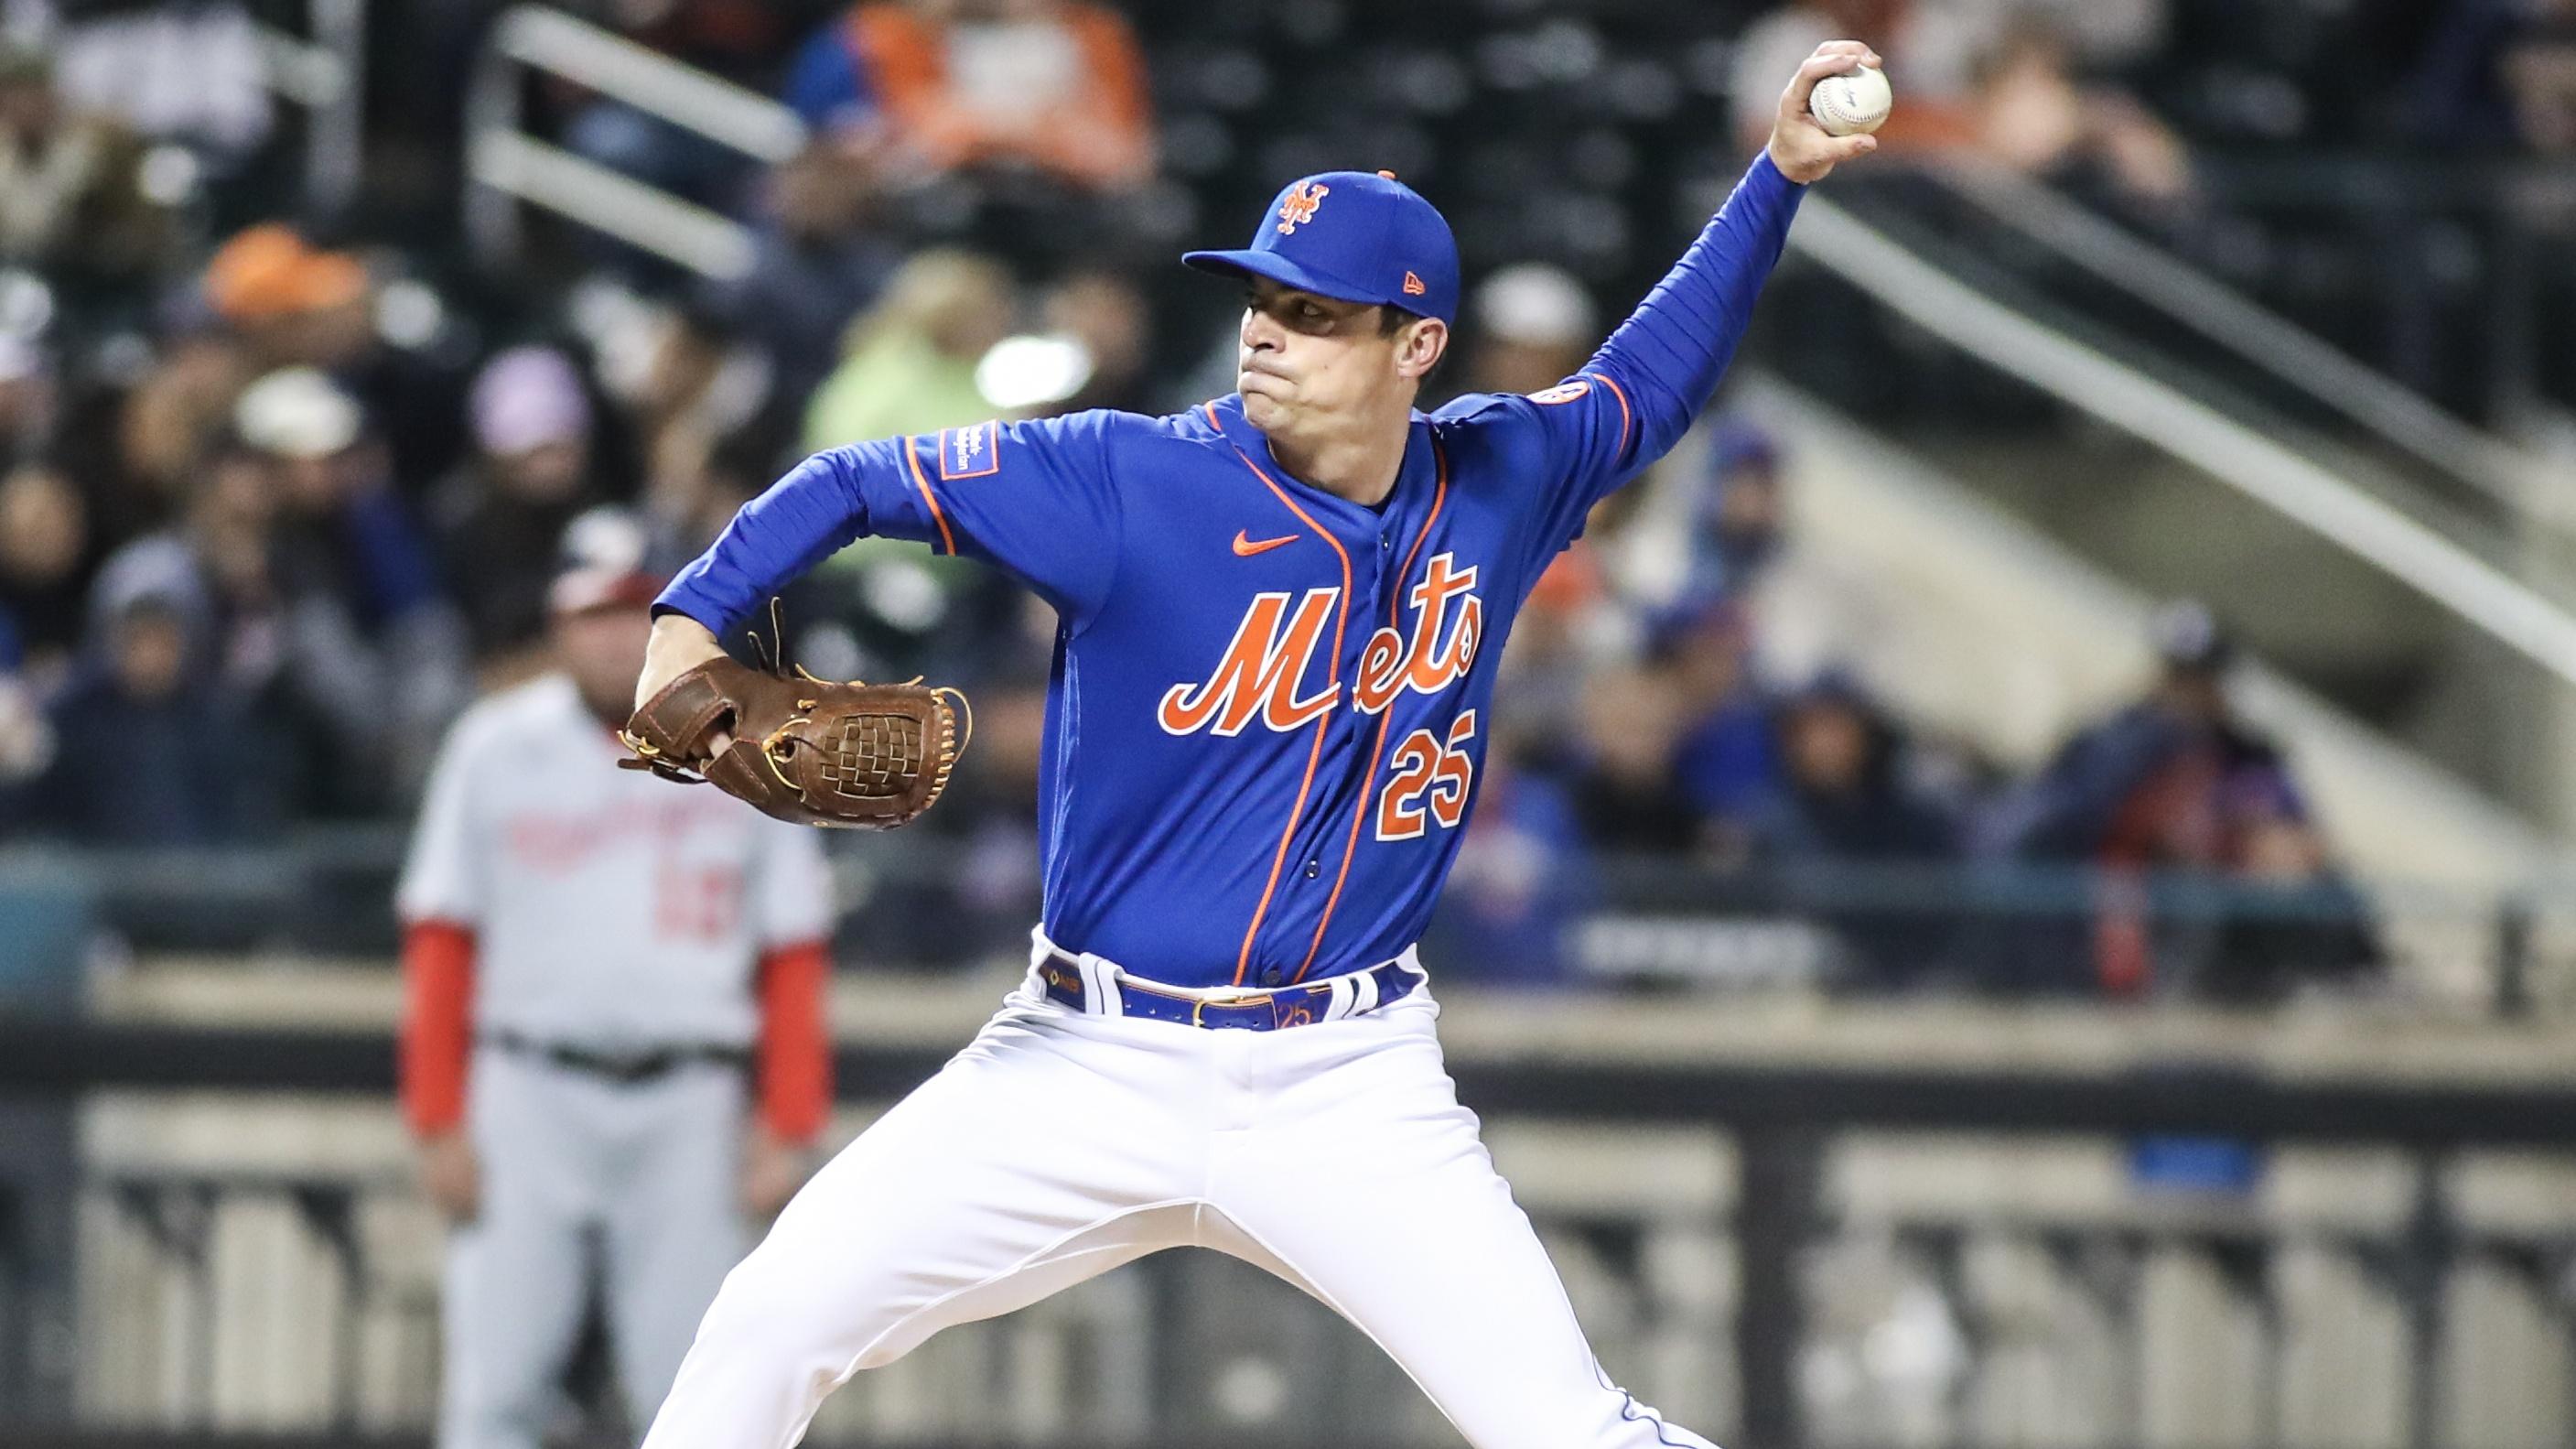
0, 0, 2502, 997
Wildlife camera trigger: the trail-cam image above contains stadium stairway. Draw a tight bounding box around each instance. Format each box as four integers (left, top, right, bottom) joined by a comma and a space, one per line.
1676, 373, 2575, 1004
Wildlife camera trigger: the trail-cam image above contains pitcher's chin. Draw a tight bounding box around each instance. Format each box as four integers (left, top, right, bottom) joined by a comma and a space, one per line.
1239, 389, 1292, 430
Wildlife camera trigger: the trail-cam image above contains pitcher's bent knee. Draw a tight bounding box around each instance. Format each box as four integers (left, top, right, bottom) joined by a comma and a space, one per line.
682, 1220, 943, 1389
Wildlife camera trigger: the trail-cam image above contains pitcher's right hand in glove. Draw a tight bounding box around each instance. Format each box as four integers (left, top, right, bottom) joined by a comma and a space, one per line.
620, 654, 970, 830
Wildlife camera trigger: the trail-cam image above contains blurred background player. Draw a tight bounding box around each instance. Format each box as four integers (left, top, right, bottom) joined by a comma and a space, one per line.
395, 523, 835, 1449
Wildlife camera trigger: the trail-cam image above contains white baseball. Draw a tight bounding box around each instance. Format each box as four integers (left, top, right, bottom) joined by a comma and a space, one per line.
1808, 63, 1892, 137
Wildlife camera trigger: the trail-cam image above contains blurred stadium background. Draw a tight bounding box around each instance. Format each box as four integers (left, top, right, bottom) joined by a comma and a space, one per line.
4, 0, 2576, 1445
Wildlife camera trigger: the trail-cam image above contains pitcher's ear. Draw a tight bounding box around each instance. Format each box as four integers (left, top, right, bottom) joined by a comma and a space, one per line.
1396, 317, 1450, 380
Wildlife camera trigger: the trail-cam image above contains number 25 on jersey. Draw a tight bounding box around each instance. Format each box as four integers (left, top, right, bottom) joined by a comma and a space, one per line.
1376, 710, 1476, 841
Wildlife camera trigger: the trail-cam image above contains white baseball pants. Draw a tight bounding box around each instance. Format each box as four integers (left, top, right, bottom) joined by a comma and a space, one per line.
638, 962, 1713, 1449
442, 1049, 749, 1449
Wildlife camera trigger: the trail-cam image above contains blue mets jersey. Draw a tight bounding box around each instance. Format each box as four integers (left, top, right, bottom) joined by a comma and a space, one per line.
658, 153, 1805, 989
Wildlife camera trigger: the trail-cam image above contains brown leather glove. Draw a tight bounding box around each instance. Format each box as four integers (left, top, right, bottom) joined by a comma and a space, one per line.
620, 657, 969, 829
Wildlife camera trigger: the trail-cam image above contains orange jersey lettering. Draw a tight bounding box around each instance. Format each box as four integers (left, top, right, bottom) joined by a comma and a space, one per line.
1353, 553, 1483, 715
1158, 589, 1343, 737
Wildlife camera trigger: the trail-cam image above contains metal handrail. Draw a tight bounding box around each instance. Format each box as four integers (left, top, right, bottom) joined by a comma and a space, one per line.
463, 3, 807, 279
1924, 159, 2560, 524
493, 5, 805, 160
1786, 198, 2576, 693
250, 0, 367, 215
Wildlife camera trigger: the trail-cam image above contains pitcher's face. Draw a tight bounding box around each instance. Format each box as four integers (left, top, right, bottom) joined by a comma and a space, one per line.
1235, 279, 1444, 438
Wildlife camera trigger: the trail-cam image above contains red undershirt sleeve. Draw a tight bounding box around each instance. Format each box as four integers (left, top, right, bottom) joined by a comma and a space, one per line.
755, 940, 834, 1143
400, 921, 477, 1137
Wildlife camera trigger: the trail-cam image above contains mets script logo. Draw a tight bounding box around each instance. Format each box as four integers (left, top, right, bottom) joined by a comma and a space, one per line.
1158, 553, 1483, 736
1277, 181, 1330, 235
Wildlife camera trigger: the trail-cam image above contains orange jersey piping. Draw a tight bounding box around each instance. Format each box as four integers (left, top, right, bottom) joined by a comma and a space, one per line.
1583, 371, 1634, 460
902, 437, 958, 556
1216, 439, 1354, 987
1293, 438, 1450, 982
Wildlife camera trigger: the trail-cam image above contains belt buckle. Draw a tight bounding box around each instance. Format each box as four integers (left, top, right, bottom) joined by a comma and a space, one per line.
1191, 991, 1268, 1029
1181, 984, 1337, 1031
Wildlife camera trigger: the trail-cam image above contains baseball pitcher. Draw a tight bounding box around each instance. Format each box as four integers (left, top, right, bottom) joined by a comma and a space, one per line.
626, 47, 1879, 1449
398, 558, 835, 1449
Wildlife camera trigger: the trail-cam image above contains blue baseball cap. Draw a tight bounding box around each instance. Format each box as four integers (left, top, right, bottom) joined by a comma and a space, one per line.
1183, 169, 1460, 327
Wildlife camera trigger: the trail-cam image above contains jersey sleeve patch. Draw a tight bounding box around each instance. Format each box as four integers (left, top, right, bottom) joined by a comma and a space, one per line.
937, 419, 1002, 481
1527, 381, 1591, 405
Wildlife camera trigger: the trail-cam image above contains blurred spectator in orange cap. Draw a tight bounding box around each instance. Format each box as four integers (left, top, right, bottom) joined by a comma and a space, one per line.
203, 222, 474, 495
205, 224, 374, 370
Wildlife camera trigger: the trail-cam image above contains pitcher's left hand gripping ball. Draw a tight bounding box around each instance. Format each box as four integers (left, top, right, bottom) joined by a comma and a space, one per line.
620, 658, 969, 830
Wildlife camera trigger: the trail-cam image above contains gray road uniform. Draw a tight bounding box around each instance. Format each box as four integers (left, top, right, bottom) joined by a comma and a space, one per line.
396, 673, 833, 1449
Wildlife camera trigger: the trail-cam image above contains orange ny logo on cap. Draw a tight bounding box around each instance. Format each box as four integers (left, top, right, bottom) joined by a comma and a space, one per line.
1277, 181, 1330, 234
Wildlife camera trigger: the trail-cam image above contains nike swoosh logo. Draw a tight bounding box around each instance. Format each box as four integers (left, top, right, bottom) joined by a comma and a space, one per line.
1233, 531, 1299, 557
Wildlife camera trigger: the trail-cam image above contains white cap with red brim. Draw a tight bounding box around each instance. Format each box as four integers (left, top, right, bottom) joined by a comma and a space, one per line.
547, 566, 663, 617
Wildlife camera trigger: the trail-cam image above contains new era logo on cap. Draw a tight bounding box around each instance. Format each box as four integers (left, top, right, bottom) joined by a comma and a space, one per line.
1182, 169, 1462, 326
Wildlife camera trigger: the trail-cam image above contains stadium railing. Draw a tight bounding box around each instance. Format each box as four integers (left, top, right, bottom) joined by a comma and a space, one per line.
5, 989, 2576, 1449
461, 3, 805, 280
250, 0, 369, 216
2185, 153, 2576, 430
4, 832, 2558, 1013
1784, 194, 2576, 700
1910, 158, 2557, 528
